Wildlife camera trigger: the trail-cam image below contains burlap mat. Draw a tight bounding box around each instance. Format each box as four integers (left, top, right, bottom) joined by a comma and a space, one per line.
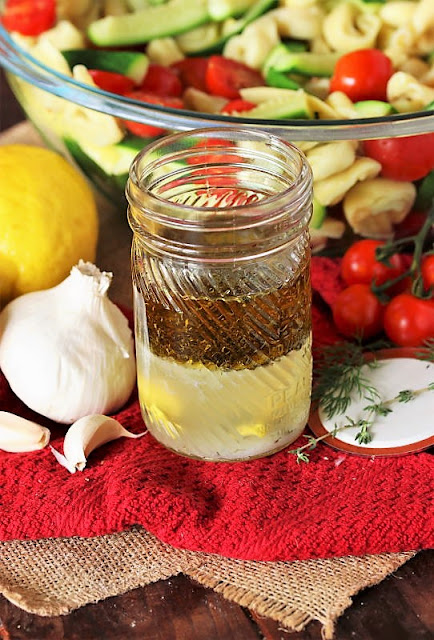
0, 122, 417, 638
0, 527, 414, 639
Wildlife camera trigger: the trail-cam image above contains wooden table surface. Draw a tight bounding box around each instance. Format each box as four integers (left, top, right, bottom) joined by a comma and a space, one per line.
0, 67, 433, 640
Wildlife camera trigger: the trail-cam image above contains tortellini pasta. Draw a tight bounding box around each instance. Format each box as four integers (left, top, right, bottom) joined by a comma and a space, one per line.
314, 157, 382, 207
343, 178, 416, 237
387, 71, 434, 112
322, 3, 382, 53
305, 141, 357, 182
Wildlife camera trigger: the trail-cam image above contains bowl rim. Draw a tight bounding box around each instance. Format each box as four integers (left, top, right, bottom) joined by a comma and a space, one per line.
1, 24, 434, 142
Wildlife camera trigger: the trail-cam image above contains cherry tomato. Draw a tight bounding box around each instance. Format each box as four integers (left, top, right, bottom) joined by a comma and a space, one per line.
341, 239, 407, 290
363, 134, 434, 182
88, 70, 135, 95
383, 294, 434, 346
123, 91, 184, 137
170, 57, 209, 93
330, 49, 393, 102
186, 138, 241, 166
332, 284, 385, 339
394, 210, 427, 239
141, 63, 183, 97
205, 56, 264, 99
1, 0, 55, 36
421, 255, 434, 295
221, 99, 256, 114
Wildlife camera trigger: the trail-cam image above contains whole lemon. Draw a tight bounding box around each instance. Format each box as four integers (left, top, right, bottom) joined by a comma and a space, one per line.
0, 144, 98, 307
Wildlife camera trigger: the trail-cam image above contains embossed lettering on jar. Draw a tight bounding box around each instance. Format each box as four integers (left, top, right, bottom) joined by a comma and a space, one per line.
127, 128, 313, 461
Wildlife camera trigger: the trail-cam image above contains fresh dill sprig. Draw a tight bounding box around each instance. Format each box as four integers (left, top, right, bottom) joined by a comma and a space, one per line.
416, 338, 434, 362
312, 341, 380, 419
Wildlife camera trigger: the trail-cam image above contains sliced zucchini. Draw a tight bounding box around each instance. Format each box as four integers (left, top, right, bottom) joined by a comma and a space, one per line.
208, 0, 256, 21
310, 198, 327, 229
264, 46, 339, 77
63, 137, 131, 203
237, 92, 312, 119
265, 68, 301, 90
177, 0, 277, 55
87, 0, 210, 46
354, 100, 395, 118
62, 49, 149, 84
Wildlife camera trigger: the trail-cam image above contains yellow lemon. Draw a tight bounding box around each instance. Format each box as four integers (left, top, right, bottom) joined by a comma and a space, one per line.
0, 144, 98, 307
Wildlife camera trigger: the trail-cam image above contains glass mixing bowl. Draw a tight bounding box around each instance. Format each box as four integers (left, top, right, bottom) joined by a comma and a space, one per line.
1, 19, 433, 247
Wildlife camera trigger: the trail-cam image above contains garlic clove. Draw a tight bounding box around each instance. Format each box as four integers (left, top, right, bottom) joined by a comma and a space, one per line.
0, 411, 50, 452
51, 414, 146, 473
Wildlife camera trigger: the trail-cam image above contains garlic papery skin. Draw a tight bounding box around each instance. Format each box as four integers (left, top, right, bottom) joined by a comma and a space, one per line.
0, 261, 136, 424
51, 414, 145, 472
0, 411, 50, 452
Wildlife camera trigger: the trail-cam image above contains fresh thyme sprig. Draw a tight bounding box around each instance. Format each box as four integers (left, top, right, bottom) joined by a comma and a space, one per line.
311, 341, 382, 419
290, 382, 434, 463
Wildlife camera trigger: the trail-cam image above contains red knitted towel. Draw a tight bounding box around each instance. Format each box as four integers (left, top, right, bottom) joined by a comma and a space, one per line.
0, 257, 433, 561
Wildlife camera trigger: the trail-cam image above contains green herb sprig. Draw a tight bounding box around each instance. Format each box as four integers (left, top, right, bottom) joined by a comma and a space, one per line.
292, 340, 434, 463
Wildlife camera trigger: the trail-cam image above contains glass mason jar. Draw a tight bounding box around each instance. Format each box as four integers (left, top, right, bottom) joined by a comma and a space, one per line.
126, 128, 313, 462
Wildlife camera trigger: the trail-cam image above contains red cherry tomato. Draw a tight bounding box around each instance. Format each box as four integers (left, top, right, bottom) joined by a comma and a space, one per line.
221, 99, 256, 114
421, 255, 434, 295
186, 137, 241, 166
205, 56, 264, 99
394, 210, 427, 239
1, 0, 55, 36
383, 294, 434, 346
332, 284, 385, 339
88, 70, 135, 95
363, 134, 434, 181
341, 239, 407, 290
123, 91, 184, 137
141, 63, 183, 97
330, 49, 393, 102
170, 57, 209, 92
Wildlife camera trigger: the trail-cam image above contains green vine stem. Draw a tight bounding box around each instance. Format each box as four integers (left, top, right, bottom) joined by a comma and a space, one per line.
371, 198, 434, 301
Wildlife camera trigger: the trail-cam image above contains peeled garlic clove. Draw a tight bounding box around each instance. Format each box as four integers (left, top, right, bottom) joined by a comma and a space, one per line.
51, 414, 145, 473
0, 411, 50, 452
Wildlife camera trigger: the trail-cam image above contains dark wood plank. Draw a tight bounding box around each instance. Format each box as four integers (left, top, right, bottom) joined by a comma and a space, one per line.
0, 576, 262, 640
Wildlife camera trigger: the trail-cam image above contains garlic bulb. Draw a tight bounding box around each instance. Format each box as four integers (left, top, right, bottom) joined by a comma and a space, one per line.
0, 411, 50, 452
51, 413, 145, 473
0, 261, 136, 424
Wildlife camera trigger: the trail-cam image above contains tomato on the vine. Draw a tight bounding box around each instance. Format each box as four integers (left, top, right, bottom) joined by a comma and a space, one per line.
421, 255, 434, 295
205, 56, 264, 99
329, 49, 393, 102
341, 239, 407, 291
383, 294, 434, 347
332, 284, 385, 339
363, 134, 434, 181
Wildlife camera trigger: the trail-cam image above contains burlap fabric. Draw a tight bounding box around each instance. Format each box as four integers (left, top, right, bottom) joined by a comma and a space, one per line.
0, 123, 417, 638
0, 527, 414, 639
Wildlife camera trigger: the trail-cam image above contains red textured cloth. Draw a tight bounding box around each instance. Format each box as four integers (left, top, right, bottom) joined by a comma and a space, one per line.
0, 257, 433, 561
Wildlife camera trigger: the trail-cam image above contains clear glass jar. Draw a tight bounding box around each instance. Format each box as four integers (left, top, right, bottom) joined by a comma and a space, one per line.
126, 128, 313, 461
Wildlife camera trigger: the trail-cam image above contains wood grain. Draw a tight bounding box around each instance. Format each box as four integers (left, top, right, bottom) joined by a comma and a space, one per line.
0, 66, 433, 640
